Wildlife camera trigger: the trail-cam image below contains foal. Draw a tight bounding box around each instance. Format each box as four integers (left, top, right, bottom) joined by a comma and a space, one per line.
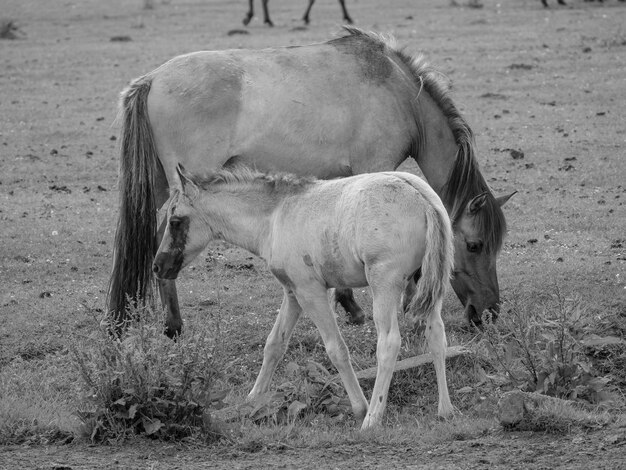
153, 166, 454, 428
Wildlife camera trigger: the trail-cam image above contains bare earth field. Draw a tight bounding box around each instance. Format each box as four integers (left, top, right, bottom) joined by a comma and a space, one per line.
1, 0, 625, 468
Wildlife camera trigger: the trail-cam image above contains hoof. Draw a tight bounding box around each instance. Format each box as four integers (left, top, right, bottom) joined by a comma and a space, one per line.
347, 309, 365, 325
164, 323, 182, 339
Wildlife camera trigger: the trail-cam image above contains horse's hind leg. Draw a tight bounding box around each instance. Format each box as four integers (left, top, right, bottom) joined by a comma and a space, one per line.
297, 285, 368, 422
334, 288, 365, 325
361, 276, 403, 429
249, 288, 302, 398
261, 0, 274, 26
302, 0, 315, 24
338, 0, 353, 24
425, 299, 454, 418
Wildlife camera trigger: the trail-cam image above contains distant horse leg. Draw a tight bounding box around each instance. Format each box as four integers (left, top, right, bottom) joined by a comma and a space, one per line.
334, 288, 365, 324
302, 0, 315, 24
249, 288, 302, 398
425, 299, 454, 418
338, 0, 353, 24
156, 217, 182, 338
243, 0, 254, 25
261, 0, 274, 26
298, 286, 368, 422
361, 276, 402, 429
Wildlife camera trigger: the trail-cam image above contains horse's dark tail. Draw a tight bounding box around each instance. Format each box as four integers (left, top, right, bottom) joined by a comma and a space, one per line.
107, 76, 160, 333
408, 199, 454, 320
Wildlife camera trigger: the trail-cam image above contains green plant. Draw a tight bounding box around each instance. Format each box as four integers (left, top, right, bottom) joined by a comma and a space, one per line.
479, 288, 614, 404
70, 304, 225, 443
242, 360, 351, 425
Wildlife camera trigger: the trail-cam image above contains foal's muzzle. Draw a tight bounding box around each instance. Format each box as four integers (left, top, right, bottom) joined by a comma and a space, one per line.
152, 252, 182, 280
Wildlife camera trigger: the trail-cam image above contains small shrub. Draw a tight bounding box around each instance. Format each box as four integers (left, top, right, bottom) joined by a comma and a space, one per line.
479, 288, 614, 404
70, 305, 224, 443
243, 360, 351, 425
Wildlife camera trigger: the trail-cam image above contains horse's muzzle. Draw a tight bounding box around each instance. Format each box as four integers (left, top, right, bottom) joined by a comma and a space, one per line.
466, 302, 500, 327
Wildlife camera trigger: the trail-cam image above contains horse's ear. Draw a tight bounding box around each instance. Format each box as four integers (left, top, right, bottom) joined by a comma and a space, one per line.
467, 191, 489, 214
495, 191, 517, 208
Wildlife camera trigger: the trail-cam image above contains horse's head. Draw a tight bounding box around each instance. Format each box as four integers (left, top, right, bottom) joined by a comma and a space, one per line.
450, 191, 515, 326
153, 168, 210, 280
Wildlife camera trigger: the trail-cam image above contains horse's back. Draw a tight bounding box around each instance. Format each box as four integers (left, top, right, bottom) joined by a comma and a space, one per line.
143, 35, 420, 186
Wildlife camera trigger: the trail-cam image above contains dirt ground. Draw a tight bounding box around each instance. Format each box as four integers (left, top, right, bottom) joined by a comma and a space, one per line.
1, 0, 625, 468
2, 424, 626, 469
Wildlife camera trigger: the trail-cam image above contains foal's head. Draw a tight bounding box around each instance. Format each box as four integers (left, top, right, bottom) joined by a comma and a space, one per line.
152, 174, 210, 280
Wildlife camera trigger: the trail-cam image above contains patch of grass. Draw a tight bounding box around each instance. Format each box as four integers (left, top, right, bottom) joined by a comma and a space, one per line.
0, 353, 79, 445
506, 398, 613, 434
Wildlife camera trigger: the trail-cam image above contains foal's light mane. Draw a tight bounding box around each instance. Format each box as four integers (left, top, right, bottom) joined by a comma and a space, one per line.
336, 27, 507, 254
188, 166, 316, 195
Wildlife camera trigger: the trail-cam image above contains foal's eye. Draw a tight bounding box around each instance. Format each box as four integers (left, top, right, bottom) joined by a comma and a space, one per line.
169, 218, 182, 230
466, 241, 483, 253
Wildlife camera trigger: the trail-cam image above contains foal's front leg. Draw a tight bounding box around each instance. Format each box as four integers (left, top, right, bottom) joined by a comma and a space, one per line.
248, 288, 302, 398
297, 285, 368, 422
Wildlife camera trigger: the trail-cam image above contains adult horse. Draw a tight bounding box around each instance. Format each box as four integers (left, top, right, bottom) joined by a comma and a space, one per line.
108, 27, 515, 337
153, 165, 455, 428
243, 0, 353, 27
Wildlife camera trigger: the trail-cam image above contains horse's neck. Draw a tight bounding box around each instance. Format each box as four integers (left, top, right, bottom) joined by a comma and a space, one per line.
198, 188, 274, 256
414, 92, 459, 199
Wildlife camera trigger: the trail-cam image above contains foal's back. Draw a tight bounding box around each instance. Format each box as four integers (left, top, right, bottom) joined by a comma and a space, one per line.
265, 172, 444, 289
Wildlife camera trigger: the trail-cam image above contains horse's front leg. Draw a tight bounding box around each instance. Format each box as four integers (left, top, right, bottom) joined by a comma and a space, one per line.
249, 287, 302, 398
334, 288, 365, 325
156, 217, 183, 338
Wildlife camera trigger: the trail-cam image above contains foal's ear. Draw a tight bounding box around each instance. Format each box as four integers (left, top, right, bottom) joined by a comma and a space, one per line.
495, 191, 517, 207
176, 164, 195, 190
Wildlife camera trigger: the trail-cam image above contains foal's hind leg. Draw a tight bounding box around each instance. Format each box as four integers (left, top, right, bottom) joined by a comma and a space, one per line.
249, 288, 302, 398
361, 276, 403, 429
334, 288, 365, 325
424, 299, 454, 418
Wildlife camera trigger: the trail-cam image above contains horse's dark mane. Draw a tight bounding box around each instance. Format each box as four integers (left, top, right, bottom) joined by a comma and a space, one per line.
190, 166, 316, 194
336, 27, 507, 253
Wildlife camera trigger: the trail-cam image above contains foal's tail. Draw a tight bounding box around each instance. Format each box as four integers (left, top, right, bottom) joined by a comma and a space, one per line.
107, 76, 160, 332
408, 201, 454, 319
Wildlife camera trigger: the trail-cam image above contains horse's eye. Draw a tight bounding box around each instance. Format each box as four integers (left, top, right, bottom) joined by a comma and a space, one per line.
466, 241, 483, 253
170, 218, 182, 230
